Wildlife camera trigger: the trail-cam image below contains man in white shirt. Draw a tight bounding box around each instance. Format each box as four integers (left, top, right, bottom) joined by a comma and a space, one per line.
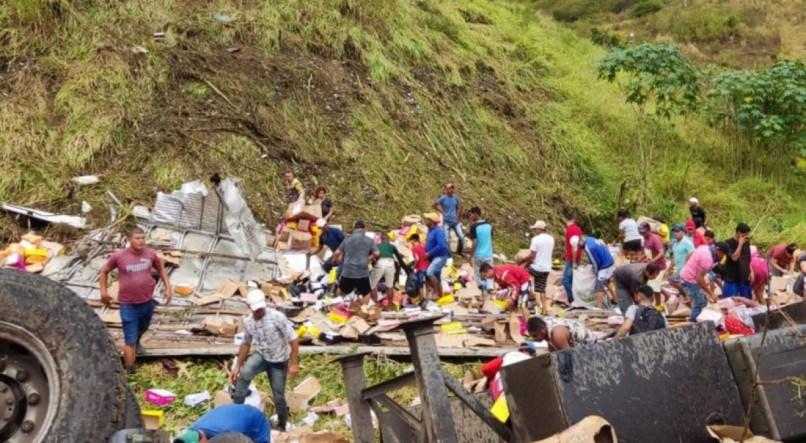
517, 220, 554, 314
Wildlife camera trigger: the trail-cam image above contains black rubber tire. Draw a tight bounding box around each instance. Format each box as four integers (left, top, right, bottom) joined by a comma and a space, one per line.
208, 432, 255, 443
123, 385, 144, 429
0, 269, 128, 442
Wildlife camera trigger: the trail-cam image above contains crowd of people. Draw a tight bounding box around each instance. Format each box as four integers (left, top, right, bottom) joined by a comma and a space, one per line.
94, 172, 805, 440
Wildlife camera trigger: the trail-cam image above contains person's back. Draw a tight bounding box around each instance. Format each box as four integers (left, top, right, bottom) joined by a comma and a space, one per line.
614, 263, 646, 288
426, 226, 449, 258
620, 218, 641, 243
470, 219, 494, 259
340, 232, 375, 279
584, 237, 614, 270
630, 305, 666, 334
183, 404, 269, 443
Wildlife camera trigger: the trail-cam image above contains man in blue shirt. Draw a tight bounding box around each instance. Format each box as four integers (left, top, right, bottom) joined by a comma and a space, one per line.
583, 235, 615, 309
173, 404, 270, 443
467, 207, 494, 291
314, 219, 345, 278
424, 212, 450, 299
433, 183, 464, 256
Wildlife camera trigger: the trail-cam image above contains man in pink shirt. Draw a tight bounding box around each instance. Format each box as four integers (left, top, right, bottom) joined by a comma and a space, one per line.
99, 227, 171, 374
639, 222, 667, 304
680, 242, 727, 322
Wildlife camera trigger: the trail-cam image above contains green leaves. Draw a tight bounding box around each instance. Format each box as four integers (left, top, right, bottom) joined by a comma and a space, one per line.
707, 60, 806, 155
597, 43, 701, 119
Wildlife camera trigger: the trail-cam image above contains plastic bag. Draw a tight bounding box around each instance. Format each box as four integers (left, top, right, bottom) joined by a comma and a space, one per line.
572, 265, 597, 304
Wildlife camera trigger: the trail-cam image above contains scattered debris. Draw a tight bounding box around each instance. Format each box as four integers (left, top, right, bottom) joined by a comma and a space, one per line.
144, 388, 176, 406
71, 175, 100, 186
1, 203, 87, 229
183, 391, 211, 407
288, 376, 322, 413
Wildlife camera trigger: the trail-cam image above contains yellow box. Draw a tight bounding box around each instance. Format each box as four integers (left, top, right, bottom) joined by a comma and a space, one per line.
23, 248, 48, 257
327, 312, 349, 324
494, 299, 509, 309
436, 295, 455, 307
141, 410, 164, 430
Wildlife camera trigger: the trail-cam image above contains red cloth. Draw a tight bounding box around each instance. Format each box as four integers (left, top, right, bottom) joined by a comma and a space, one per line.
493, 265, 530, 289
481, 356, 503, 380
692, 230, 706, 248
105, 248, 163, 304
411, 243, 429, 271
564, 222, 583, 261
725, 315, 754, 336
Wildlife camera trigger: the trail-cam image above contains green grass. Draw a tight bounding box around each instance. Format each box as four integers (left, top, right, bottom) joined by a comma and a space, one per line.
0, 0, 804, 253
129, 355, 482, 437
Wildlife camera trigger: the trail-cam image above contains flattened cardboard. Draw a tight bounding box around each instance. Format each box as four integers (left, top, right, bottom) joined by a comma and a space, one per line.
194, 294, 224, 306
218, 279, 241, 298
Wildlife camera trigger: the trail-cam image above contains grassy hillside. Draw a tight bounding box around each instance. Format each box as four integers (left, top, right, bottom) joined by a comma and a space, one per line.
1, 0, 804, 251
533, 0, 806, 68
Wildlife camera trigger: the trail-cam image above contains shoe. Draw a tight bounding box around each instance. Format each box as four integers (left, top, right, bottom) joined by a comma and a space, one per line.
125, 365, 136, 375
136, 343, 146, 356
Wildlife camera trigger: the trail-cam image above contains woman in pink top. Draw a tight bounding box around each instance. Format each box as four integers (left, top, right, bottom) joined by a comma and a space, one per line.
750, 246, 768, 304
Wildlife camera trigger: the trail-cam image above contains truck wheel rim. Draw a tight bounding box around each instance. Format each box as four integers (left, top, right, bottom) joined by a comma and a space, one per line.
0, 321, 60, 443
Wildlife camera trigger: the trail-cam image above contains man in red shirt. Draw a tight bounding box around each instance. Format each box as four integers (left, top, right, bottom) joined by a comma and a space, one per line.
563, 211, 583, 304
99, 227, 171, 374
768, 243, 797, 276
686, 219, 706, 247
480, 263, 532, 318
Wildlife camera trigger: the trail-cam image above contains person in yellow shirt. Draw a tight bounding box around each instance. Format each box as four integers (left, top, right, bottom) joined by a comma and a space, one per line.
653, 216, 671, 252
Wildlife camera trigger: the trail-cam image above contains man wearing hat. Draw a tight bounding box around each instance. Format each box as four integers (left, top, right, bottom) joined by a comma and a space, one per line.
333, 220, 379, 299
517, 220, 554, 314
229, 290, 299, 432
423, 212, 450, 299
688, 197, 707, 228
685, 219, 706, 247
433, 183, 464, 255
173, 404, 269, 443
680, 242, 727, 321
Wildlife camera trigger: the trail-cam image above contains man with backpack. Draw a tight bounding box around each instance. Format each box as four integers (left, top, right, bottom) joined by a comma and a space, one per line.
614, 285, 666, 338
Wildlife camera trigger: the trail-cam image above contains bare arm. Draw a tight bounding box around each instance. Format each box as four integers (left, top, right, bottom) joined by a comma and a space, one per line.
229, 342, 251, 384
730, 238, 745, 262
332, 250, 343, 264
615, 318, 634, 338
697, 269, 715, 302
288, 339, 300, 380
156, 262, 172, 305
99, 265, 111, 307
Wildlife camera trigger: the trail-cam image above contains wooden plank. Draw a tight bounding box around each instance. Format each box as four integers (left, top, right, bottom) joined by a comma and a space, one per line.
117, 344, 508, 358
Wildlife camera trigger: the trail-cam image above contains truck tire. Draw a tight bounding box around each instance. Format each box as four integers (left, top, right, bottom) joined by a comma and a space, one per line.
0, 269, 128, 442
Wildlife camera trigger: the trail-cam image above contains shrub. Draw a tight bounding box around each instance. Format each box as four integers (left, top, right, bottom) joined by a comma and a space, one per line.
630, 1, 662, 18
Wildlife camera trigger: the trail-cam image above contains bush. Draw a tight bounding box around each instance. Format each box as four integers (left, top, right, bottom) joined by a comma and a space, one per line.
651, 7, 741, 43
630, 1, 662, 18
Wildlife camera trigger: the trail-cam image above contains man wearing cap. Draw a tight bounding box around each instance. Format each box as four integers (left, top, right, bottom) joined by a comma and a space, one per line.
314, 219, 345, 278
172, 404, 269, 443
423, 212, 451, 299
433, 183, 464, 255
480, 262, 532, 318
688, 198, 707, 228
582, 234, 615, 309
423, 212, 450, 299
229, 290, 299, 432
722, 223, 754, 299
562, 211, 584, 304
517, 220, 554, 314
468, 207, 494, 292
685, 219, 706, 248
680, 242, 726, 321
333, 220, 379, 299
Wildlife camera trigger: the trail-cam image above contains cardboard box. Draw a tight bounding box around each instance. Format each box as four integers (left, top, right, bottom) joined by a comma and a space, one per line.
288, 376, 322, 412
289, 231, 313, 251
145, 389, 176, 406
218, 279, 241, 298
183, 390, 211, 407
287, 203, 323, 221
141, 410, 164, 430
203, 317, 238, 337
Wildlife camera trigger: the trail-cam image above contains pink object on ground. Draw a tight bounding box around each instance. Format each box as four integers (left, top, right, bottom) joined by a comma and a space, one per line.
145, 389, 176, 406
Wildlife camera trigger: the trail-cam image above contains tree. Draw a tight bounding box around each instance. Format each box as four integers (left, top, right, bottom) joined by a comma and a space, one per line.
597, 43, 701, 204
707, 60, 806, 159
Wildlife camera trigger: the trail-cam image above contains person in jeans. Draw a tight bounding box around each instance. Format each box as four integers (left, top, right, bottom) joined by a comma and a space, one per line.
582, 234, 615, 309
230, 290, 299, 432
433, 183, 464, 255
99, 227, 171, 374
467, 207, 494, 292
680, 242, 726, 322
423, 212, 450, 299
562, 211, 583, 304
333, 220, 379, 300
314, 219, 345, 278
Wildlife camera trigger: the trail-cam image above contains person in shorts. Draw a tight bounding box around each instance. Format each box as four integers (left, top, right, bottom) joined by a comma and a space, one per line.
99, 227, 172, 374
583, 234, 615, 309
615, 210, 643, 260
517, 220, 554, 314
333, 220, 378, 301
409, 234, 429, 300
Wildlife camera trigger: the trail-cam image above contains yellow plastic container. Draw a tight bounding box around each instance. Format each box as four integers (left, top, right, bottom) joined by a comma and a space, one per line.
494, 299, 509, 309
436, 295, 455, 306
141, 410, 164, 430
23, 248, 48, 258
